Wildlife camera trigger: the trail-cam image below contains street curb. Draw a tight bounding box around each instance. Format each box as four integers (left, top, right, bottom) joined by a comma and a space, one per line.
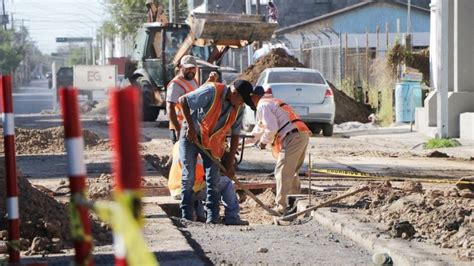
309, 208, 470, 266
142, 200, 205, 266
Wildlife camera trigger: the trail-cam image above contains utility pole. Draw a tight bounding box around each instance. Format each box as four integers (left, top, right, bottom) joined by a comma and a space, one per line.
246, 0, 253, 66
2, 0, 7, 30
436, 0, 449, 138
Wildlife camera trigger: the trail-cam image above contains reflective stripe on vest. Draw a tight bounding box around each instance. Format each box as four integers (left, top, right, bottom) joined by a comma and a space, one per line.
168, 77, 198, 129
199, 82, 240, 159
168, 142, 206, 198
258, 98, 311, 158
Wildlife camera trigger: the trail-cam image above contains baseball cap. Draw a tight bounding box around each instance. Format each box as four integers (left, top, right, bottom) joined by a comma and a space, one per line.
234, 80, 265, 111
180, 55, 197, 68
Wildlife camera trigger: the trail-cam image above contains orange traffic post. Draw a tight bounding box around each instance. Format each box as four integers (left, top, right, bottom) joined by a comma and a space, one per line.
109, 86, 143, 266
59, 87, 94, 265
1, 75, 20, 263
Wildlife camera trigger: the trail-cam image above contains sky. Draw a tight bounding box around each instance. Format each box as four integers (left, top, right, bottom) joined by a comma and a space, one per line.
4, 0, 109, 54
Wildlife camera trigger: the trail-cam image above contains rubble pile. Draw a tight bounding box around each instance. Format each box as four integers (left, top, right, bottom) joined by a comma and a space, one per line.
235, 48, 372, 124
0, 162, 112, 255
143, 154, 172, 178
87, 173, 165, 200
0, 127, 109, 154
239, 188, 276, 224
344, 181, 473, 260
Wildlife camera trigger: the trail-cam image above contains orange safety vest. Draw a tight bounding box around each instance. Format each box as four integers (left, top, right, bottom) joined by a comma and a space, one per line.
168, 76, 198, 129
168, 142, 206, 198
259, 98, 311, 158
199, 82, 241, 159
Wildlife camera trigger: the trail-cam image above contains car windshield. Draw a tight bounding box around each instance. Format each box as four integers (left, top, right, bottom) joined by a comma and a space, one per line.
268, 71, 325, 84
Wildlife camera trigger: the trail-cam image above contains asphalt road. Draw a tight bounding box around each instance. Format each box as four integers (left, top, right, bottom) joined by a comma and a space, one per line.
12, 79, 107, 115
13, 79, 55, 114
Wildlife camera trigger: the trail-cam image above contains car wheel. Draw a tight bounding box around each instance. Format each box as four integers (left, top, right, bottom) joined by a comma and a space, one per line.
309, 123, 322, 135
322, 123, 333, 137
138, 77, 160, 122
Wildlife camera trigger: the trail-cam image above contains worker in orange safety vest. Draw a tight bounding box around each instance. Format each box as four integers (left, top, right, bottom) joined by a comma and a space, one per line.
168, 142, 248, 225
166, 55, 199, 143
178, 79, 259, 223
248, 86, 311, 215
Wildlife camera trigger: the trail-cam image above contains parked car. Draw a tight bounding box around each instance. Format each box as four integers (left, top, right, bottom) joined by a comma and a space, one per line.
242, 67, 335, 136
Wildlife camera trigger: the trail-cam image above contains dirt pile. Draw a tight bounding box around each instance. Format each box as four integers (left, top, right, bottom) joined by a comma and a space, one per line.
235, 48, 372, 124
0, 127, 109, 154
143, 154, 172, 178
240, 188, 276, 225
328, 81, 372, 124
237, 48, 305, 84
88, 173, 165, 200
0, 162, 112, 255
343, 181, 473, 261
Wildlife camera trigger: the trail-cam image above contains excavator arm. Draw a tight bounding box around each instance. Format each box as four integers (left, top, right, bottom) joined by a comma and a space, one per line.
173, 12, 277, 66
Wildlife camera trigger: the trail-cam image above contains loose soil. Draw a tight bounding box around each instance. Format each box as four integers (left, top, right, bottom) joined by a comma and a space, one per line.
88, 172, 168, 200
0, 127, 109, 155
341, 181, 473, 261
0, 161, 112, 255
235, 48, 372, 124
239, 188, 277, 225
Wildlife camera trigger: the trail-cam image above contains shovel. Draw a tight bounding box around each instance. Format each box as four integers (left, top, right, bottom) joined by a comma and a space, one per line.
194, 141, 280, 217
277, 186, 369, 222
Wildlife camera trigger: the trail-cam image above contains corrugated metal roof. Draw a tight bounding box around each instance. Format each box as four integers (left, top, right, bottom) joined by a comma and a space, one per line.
275, 0, 430, 35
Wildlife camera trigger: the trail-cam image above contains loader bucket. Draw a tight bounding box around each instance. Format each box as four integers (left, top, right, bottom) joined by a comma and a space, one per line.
190, 13, 277, 43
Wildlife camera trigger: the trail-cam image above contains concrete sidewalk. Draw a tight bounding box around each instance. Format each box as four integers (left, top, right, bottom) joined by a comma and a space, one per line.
20, 201, 204, 265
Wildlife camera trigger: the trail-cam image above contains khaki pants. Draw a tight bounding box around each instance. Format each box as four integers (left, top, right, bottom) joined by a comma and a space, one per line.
274, 132, 309, 211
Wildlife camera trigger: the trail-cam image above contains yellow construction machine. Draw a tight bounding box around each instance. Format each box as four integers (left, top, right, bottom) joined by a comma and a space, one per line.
128, 12, 277, 121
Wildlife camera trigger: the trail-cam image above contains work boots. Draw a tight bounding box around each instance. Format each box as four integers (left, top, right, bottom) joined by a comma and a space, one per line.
224, 217, 250, 226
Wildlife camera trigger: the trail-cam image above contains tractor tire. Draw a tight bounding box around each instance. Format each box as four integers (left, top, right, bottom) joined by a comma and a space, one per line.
322, 123, 334, 137
137, 77, 160, 122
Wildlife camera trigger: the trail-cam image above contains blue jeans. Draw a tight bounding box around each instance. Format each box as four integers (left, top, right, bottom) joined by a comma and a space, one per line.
179, 130, 221, 223
194, 176, 240, 222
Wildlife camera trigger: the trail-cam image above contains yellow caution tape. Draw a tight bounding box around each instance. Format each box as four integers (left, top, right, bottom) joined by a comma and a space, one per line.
93, 199, 158, 266
6, 239, 21, 251
69, 192, 93, 243
311, 168, 474, 185
113, 190, 144, 226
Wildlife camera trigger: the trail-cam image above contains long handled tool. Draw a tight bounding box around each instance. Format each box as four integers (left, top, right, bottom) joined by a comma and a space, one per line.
277, 186, 369, 222
194, 141, 280, 217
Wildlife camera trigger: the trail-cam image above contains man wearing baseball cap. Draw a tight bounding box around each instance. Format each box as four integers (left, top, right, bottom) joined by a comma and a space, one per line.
166, 55, 199, 143
177, 79, 262, 224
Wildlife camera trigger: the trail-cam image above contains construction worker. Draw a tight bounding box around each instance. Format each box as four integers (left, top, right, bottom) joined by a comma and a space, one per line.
168, 142, 249, 225
178, 79, 257, 223
249, 86, 311, 215
166, 55, 199, 143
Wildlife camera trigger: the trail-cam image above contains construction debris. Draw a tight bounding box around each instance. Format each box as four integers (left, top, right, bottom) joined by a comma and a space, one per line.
0, 127, 109, 155
235, 48, 372, 124
342, 181, 473, 260
0, 162, 112, 255
239, 188, 276, 224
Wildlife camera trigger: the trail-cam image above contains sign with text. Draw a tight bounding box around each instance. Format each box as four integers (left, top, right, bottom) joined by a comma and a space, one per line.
73, 65, 117, 90
56, 37, 93, 43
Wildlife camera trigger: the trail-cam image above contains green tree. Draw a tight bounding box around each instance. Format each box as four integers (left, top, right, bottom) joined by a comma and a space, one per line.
0, 29, 24, 74
67, 47, 87, 66
103, 0, 188, 36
